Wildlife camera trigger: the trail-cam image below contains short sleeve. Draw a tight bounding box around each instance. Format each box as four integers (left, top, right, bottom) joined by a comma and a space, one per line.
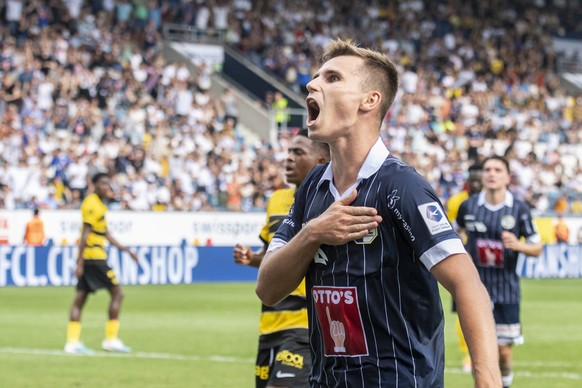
384, 167, 465, 269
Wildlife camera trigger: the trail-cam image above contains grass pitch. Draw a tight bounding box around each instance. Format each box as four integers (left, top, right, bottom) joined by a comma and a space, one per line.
0, 279, 580, 387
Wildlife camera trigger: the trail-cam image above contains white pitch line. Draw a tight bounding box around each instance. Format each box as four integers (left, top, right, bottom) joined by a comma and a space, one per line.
447, 360, 582, 369
1, 348, 580, 381
0, 347, 254, 364
446, 367, 580, 380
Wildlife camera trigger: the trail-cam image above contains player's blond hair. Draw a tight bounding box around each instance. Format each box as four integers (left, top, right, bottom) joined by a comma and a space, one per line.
322, 39, 399, 122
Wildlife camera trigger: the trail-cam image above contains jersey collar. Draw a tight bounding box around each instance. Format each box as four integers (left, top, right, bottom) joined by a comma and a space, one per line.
478, 190, 514, 211
317, 138, 389, 200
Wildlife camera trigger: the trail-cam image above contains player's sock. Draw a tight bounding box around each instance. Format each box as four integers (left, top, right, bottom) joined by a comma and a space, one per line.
502, 371, 514, 388
105, 319, 120, 341
66, 321, 81, 343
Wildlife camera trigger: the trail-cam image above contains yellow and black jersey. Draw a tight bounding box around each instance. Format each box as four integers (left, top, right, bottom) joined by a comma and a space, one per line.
258, 188, 308, 348
446, 190, 469, 224
80, 193, 108, 260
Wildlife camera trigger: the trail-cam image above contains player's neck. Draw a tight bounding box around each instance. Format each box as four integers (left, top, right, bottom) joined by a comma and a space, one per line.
330, 133, 376, 195
484, 188, 506, 206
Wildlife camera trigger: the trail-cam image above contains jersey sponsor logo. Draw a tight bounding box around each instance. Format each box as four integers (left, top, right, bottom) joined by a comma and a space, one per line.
312, 286, 368, 357
282, 218, 295, 228
313, 248, 329, 265
501, 215, 516, 230
276, 349, 304, 369
275, 371, 296, 378
476, 238, 504, 268
386, 189, 400, 209
391, 206, 415, 241
465, 220, 487, 233
354, 228, 378, 244
418, 202, 452, 235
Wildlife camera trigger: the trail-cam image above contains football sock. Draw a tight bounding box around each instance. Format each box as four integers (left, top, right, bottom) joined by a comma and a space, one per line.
66, 321, 81, 343
502, 371, 514, 388
105, 319, 120, 341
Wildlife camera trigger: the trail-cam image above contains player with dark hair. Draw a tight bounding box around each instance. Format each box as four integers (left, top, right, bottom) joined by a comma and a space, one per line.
64, 172, 139, 354
234, 129, 330, 388
447, 163, 483, 223
457, 155, 543, 387
256, 38, 501, 387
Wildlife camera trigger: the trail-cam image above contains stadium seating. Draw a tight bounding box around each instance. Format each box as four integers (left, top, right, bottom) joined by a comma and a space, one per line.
0, 0, 580, 216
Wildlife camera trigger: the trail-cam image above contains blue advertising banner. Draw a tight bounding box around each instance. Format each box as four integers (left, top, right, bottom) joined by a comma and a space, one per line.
0, 242, 260, 287
1, 243, 581, 287
516, 244, 582, 279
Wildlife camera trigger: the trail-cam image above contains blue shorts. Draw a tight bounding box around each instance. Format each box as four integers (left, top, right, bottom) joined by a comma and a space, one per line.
493, 303, 523, 345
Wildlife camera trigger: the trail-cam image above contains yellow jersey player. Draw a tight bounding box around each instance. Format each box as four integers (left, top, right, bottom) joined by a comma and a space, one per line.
234, 129, 329, 388
64, 172, 139, 354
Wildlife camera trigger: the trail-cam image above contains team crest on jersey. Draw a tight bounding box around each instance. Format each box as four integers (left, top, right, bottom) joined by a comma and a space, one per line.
314, 248, 329, 265
501, 215, 516, 230
355, 228, 378, 244
418, 202, 452, 235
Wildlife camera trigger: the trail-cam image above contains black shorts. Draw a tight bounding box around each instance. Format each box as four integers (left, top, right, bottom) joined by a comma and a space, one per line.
255, 337, 311, 388
76, 260, 119, 293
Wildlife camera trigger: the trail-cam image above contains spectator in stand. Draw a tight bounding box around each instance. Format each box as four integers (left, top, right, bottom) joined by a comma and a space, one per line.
272, 91, 289, 131
0, 0, 581, 217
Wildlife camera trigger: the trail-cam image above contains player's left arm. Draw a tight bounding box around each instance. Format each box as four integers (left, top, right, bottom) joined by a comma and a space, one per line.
105, 231, 139, 263
432, 253, 502, 388
501, 231, 543, 256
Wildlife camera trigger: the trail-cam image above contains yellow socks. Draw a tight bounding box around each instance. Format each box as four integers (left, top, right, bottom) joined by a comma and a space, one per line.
105, 320, 120, 341
66, 321, 81, 343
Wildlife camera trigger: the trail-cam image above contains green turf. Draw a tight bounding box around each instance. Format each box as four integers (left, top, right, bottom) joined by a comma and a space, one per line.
0, 279, 580, 387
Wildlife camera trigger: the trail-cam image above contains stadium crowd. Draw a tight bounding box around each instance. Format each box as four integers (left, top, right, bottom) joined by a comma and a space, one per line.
0, 0, 581, 216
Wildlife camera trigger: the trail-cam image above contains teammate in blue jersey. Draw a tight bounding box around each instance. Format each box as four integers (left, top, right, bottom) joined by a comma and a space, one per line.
256, 38, 502, 387
457, 155, 543, 388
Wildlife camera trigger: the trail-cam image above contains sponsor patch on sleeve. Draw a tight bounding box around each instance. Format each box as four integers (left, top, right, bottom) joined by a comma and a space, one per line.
417, 202, 453, 235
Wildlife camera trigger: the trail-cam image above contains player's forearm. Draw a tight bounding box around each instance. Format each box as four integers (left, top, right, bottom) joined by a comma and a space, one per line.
455, 280, 501, 387
248, 250, 265, 268
256, 227, 319, 306
516, 241, 543, 257
106, 232, 128, 251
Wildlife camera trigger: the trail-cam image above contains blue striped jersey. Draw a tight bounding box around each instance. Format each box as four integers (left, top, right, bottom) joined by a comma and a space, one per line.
457, 191, 540, 304
269, 139, 466, 387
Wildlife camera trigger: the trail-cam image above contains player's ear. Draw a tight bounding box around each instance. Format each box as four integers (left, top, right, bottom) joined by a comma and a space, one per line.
360, 90, 381, 113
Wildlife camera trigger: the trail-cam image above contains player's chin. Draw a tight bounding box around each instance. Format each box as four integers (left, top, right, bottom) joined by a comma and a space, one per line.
285, 172, 297, 184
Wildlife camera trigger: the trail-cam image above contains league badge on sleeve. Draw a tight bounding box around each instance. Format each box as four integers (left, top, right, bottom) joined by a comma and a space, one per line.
417, 202, 453, 235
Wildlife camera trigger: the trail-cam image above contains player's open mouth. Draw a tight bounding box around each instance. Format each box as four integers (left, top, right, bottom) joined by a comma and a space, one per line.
306, 98, 320, 125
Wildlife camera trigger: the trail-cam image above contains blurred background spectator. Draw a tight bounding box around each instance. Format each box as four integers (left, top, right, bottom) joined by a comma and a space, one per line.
0, 0, 580, 217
